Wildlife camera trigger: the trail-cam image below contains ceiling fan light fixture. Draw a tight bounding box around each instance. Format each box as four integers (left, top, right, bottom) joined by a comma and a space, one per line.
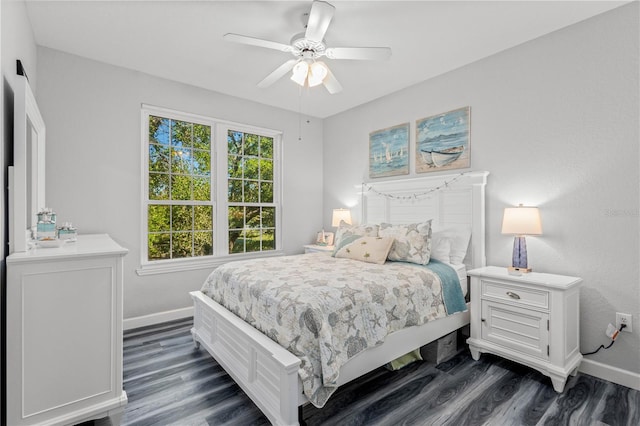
307, 61, 328, 87
291, 61, 309, 86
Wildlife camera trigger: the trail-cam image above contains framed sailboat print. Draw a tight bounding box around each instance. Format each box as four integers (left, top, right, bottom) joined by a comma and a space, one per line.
369, 123, 410, 178
416, 107, 470, 173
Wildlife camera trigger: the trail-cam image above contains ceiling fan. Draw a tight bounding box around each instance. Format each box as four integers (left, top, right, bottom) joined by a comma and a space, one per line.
223, 0, 392, 94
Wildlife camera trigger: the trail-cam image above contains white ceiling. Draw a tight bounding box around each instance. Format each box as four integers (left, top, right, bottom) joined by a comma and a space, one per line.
25, 1, 627, 118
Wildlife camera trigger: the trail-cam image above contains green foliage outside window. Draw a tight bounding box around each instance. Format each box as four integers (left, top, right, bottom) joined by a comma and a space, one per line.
147, 115, 213, 261
146, 114, 278, 261
227, 130, 276, 254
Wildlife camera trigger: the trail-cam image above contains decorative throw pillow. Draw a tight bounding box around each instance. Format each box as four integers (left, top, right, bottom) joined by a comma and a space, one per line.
333, 220, 379, 248
378, 220, 433, 265
333, 236, 394, 265
430, 226, 471, 264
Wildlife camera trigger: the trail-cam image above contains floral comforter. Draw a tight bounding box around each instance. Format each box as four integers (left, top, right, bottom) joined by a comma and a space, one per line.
201, 253, 463, 407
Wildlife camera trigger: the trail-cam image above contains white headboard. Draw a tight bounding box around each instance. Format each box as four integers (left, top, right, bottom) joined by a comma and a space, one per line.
360, 171, 489, 269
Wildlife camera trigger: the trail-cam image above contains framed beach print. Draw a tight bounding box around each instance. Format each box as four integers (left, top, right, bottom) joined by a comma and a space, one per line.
416, 106, 470, 173
369, 123, 410, 178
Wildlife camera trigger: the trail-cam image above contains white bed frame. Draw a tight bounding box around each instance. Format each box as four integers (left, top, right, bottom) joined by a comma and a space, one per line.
190, 171, 489, 425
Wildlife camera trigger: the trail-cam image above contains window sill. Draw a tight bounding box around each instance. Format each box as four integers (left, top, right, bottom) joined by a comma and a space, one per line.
136, 250, 285, 276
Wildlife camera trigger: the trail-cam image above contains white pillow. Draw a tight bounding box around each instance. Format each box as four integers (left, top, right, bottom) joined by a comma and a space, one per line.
430, 226, 471, 264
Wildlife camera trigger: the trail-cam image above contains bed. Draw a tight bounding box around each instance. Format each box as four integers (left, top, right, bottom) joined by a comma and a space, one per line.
190, 171, 488, 425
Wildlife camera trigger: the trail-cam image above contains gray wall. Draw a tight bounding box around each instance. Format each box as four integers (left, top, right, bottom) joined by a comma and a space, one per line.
35, 47, 324, 320
323, 3, 639, 374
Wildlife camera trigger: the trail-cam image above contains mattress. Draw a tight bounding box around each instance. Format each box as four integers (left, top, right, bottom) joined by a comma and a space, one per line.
450, 263, 468, 297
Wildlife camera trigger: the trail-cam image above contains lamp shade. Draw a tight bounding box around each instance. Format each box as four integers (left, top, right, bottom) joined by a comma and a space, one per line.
332, 208, 352, 227
290, 61, 309, 86
501, 205, 542, 236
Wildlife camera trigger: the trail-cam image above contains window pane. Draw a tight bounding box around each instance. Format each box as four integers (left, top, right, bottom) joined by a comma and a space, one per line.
244, 158, 259, 180
194, 206, 213, 230
260, 136, 273, 158
171, 148, 192, 174
194, 231, 213, 256
193, 124, 210, 150
228, 155, 243, 179
246, 206, 260, 228
229, 230, 244, 253
172, 205, 193, 231
260, 159, 273, 181
228, 131, 243, 155
171, 175, 192, 200
172, 232, 192, 258
149, 173, 169, 200
192, 149, 211, 176
148, 205, 170, 232
148, 233, 170, 260
262, 229, 275, 251
172, 120, 192, 149
228, 206, 244, 230
245, 133, 259, 156
262, 207, 275, 228
228, 179, 243, 202
260, 182, 273, 203
193, 177, 211, 201
244, 229, 261, 253
244, 181, 259, 203
149, 116, 170, 146
149, 145, 170, 173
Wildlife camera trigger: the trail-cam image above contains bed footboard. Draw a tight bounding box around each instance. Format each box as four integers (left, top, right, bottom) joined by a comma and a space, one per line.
190, 291, 301, 426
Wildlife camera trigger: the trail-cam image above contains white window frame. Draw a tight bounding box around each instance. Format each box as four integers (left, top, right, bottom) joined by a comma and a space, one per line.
137, 105, 283, 276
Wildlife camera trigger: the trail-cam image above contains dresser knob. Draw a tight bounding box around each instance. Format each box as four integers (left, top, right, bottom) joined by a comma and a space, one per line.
506, 291, 521, 300
481, 318, 486, 322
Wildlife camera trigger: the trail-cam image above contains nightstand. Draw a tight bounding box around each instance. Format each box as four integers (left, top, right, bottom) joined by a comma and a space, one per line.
466, 266, 583, 392
303, 244, 335, 254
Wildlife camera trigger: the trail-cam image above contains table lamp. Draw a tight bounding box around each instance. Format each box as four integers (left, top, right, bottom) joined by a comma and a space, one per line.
332, 208, 352, 227
501, 204, 542, 273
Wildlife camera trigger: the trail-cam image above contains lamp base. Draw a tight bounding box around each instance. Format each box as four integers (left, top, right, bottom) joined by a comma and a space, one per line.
511, 236, 532, 273
508, 266, 532, 274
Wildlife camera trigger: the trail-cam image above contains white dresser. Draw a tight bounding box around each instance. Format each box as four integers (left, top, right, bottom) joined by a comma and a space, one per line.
6, 234, 128, 425
466, 266, 583, 392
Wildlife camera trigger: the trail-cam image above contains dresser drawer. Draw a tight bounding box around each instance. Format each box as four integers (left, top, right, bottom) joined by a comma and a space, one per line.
481, 300, 549, 360
481, 279, 549, 310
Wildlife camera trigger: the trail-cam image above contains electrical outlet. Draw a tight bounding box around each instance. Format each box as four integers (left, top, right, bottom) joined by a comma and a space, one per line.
616, 312, 633, 333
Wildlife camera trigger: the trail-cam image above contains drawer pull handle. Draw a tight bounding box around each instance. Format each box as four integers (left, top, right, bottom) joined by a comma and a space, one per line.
506, 291, 521, 300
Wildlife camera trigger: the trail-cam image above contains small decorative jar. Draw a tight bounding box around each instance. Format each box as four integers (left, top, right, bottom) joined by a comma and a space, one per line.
57, 223, 78, 241
36, 207, 57, 240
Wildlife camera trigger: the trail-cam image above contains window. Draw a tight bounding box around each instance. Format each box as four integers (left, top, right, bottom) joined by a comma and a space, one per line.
140, 106, 281, 274
227, 130, 276, 254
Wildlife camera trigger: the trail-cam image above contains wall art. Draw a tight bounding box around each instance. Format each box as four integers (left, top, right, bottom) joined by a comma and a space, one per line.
416, 106, 470, 173
369, 122, 410, 178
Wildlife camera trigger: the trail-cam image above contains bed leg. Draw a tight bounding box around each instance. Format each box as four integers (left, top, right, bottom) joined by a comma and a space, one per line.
190, 328, 201, 349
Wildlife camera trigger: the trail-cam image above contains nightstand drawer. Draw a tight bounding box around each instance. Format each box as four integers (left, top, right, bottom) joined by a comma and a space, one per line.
482, 279, 549, 310
481, 300, 549, 360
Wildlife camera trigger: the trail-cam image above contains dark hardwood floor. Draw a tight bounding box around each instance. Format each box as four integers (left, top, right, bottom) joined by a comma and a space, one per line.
112, 317, 639, 426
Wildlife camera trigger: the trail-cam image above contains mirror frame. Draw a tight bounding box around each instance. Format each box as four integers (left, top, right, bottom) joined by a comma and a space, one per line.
10, 74, 46, 253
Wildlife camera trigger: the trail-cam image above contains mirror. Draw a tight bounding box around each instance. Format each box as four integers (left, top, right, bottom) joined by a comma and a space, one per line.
10, 74, 46, 253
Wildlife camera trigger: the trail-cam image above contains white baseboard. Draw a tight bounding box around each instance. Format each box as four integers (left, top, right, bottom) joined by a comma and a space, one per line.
123, 306, 194, 331
579, 359, 640, 390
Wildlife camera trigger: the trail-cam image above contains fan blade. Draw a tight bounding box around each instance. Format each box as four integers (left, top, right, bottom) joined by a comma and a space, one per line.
325, 47, 392, 61
323, 67, 343, 94
257, 59, 299, 88
305, 1, 335, 42
224, 33, 292, 53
